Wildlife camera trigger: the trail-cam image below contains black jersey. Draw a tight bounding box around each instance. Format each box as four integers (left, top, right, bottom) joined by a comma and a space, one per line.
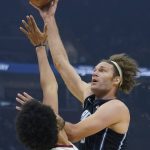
79, 95, 127, 150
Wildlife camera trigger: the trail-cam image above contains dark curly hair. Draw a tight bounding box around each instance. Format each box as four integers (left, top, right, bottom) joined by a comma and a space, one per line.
103, 53, 139, 94
16, 99, 58, 150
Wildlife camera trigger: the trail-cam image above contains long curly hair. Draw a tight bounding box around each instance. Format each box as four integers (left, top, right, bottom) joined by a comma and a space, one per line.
16, 100, 58, 150
103, 53, 139, 94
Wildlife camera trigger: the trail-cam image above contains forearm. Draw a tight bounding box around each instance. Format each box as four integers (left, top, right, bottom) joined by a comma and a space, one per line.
64, 122, 79, 143
44, 17, 90, 102
36, 46, 58, 112
44, 17, 69, 68
20, 15, 59, 112
36, 46, 57, 88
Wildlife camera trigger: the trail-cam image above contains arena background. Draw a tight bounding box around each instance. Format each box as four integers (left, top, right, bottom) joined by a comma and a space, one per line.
0, 0, 150, 149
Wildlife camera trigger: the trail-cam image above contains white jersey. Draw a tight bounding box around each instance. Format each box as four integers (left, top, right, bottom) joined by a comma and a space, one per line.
51, 143, 78, 150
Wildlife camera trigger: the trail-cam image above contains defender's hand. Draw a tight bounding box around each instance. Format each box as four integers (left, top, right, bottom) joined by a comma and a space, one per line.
16, 92, 34, 110
20, 15, 47, 46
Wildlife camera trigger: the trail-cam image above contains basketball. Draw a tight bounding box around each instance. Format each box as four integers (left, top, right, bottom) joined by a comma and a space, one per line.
30, 0, 53, 9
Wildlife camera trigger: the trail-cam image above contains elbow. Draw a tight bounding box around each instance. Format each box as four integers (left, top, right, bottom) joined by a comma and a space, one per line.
54, 61, 63, 71
67, 131, 78, 143
54, 61, 60, 70
54, 59, 69, 71
65, 124, 80, 143
71, 137, 80, 143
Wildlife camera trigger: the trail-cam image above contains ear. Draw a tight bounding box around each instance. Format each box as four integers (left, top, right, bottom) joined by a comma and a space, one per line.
113, 76, 121, 86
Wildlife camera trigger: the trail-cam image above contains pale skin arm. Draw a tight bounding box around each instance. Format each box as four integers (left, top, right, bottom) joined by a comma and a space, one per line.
36, 46, 58, 113
30, 0, 92, 103
64, 100, 129, 143
18, 15, 58, 113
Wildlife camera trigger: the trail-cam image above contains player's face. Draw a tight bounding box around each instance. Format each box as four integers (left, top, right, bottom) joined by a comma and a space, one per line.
91, 61, 115, 95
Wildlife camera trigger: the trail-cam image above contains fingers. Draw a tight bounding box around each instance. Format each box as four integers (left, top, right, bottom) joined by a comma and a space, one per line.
16, 106, 22, 111
22, 19, 31, 32
20, 15, 46, 46
23, 92, 33, 99
51, 0, 58, 6
30, 15, 38, 31
54, 0, 59, 5
43, 24, 48, 41
20, 18, 31, 37
29, 15, 47, 44
17, 93, 31, 102
21, 16, 34, 33
43, 23, 48, 34
19, 27, 28, 36
16, 97, 25, 105
27, 16, 34, 32
52, 0, 59, 8
16, 92, 33, 111
20, 15, 40, 46
51, 0, 54, 6
48, 0, 58, 15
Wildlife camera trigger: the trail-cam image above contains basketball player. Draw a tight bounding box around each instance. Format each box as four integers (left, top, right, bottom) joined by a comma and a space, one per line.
16, 15, 78, 150
29, 1, 138, 149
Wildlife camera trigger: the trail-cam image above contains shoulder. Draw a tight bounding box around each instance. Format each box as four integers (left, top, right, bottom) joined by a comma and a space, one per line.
102, 99, 129, 111
95, 99, 130, 120
111, 99, 129, 113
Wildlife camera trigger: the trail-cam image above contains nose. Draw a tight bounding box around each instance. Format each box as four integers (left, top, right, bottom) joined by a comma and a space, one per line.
92, 70, 98, 77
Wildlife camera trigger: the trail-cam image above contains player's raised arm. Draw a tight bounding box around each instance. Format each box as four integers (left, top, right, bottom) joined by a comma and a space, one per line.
20, 15, 58, 113
30, 0, 92, 103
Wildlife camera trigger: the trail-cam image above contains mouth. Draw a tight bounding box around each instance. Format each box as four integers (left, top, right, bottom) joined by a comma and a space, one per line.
92, 78, 98, 84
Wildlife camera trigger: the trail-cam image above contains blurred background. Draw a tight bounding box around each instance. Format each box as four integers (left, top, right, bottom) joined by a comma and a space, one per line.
0, 0, 150, 149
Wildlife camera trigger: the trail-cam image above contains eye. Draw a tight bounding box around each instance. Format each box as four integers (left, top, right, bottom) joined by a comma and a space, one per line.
99, 68, 104, 72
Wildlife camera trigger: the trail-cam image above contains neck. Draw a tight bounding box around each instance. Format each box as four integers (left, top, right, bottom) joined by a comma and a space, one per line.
96, 94, 116, 100
95, 88, 117, 100
57, 129, 71, 145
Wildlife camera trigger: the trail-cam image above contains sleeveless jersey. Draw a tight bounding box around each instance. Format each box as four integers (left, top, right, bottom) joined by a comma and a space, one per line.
79, 95, 127, 150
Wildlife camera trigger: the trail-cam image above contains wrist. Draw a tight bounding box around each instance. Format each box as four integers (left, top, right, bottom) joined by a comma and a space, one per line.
35, 45, 46, 51
35, 43, 46, 48
44, 16, 55, 24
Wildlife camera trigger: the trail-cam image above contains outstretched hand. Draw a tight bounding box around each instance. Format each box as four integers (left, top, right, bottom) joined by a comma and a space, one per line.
30, 0, 59, 22
20, 15, 47, 46
16, 92, 34, 110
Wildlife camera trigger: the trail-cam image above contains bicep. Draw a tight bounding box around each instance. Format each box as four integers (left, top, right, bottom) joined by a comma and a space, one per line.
56, 60, 91, 103
69, 102, 122, 142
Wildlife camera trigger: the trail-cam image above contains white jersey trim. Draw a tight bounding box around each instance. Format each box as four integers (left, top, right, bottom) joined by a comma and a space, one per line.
99, 128, 108, 150
118, 133, 127, 150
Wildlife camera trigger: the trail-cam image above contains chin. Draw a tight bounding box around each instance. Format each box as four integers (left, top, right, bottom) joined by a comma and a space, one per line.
91, 85, 108, 97
91, 85, 99, 94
